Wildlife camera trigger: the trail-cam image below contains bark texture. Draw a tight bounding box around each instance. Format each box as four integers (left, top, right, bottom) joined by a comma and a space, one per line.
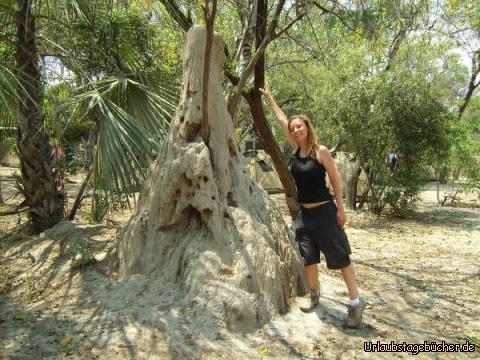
16, 0, 64, 232
115, 26, 306, 331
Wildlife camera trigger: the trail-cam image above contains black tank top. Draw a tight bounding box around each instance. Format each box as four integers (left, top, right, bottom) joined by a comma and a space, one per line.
289, 149, 333, 203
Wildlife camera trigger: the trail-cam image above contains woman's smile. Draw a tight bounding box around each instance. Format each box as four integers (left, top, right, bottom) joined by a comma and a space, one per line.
290, 119, 308, 141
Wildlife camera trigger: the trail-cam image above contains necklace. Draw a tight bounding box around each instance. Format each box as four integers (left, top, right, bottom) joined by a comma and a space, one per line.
299, 146, 312, 158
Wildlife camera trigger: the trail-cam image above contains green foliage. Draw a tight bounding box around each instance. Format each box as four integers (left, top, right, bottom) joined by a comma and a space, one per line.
451, 97, 480, 190
91, 188, 109, 223
373, 169, 423, 217
1, 0, 180, 221
63, 9, 160, 74
62, 74, 177, 212
66, 155, 81, 176
261, 0, 474, 215
1, 136, 16, 150
44, 84, 92, 143
0, 65, 20, 124
330, 74, 453, 214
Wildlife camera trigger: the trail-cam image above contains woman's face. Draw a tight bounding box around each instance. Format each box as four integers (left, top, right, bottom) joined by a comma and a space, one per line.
290, 118, 308, 143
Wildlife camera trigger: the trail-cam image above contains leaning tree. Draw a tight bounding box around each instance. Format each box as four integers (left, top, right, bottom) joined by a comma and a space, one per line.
112, 26, 306, 330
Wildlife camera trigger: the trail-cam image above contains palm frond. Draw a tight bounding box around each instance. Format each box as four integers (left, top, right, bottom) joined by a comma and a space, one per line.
0, 91, 17, 131
0, 1, 16, 34
0, 64, 18, 113
60, 73, 178, 208
42, 0, 91, 24
93, 96, 158, 202
123, 76, 178, 139
0, 64, 39, 121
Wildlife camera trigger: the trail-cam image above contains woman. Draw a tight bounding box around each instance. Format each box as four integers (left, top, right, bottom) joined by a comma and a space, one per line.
260, 84, 365, 328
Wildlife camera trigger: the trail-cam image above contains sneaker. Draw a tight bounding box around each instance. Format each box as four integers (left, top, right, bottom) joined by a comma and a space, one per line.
345, 297, 366, 328
300, 289, 320, 313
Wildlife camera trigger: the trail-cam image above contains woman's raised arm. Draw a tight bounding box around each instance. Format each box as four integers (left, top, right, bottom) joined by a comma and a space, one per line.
259, 84, 298, 151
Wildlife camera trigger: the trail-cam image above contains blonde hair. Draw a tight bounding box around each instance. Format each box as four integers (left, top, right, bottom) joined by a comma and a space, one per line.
288, 115, 320, 159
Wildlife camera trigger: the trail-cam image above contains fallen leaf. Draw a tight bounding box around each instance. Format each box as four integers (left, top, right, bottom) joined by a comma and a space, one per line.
258, 346, 268, 355
60, 336, 73, 348
14, 313, 25, 321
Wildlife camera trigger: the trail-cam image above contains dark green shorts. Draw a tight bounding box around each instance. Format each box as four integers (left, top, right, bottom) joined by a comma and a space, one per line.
294, 201, 351, 269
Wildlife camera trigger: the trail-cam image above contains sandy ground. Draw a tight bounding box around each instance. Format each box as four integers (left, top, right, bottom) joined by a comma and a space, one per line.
0, 167, 479, 359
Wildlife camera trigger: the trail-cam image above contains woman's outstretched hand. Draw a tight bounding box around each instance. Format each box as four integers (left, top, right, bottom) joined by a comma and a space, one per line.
259, 83, 271, 98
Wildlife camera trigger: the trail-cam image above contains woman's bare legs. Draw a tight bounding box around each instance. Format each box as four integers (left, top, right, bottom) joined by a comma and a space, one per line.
341, 263, 365, 328
305, 264, 320, 291
340, 264, 359, 300
300, 264, 320, 312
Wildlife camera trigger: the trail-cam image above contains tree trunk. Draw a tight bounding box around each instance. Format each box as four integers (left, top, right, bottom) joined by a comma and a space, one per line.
346, 167, 361, 210
113, 26, 306, 331
436, 177, 441, 205
458, 50, 479, 118
67, 168, 92, 221
85, 126, 96, 168
68, 127, 97, 221
245, 93, 299, 216
452, 165, 461, 181
16, 0, 64, 232
0, 141, 7, 202
0, 141, 10, 166
235, 0, 257, 75
244, 0, 298, 217
358, 165, 373, 210
334, 152, 360, 210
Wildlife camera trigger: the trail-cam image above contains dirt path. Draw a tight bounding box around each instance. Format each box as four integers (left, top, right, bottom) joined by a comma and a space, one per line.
0, 176, 479, 359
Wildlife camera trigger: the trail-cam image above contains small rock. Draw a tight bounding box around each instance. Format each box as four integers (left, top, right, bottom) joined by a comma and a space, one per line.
95, 340, 107, 349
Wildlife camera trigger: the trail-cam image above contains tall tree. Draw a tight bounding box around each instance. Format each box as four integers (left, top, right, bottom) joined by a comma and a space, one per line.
15, 0, 64, 231
458, 50, 480, 118
241, 0, 302, 216
1, 1, 179, 225
434, 0, 480, 118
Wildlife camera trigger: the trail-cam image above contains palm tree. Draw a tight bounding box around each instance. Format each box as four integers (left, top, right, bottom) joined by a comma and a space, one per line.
63, 74, 177, 221
0, 0, 178, 229
14, 0, 64, 232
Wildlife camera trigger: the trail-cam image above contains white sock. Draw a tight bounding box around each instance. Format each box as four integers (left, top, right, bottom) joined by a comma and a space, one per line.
349, 297, 360, 306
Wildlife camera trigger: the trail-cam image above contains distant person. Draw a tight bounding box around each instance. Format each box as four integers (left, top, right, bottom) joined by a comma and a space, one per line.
260, 83, 365, 328
387, 152, 398, 172
64, 144, 74, 164
51, 146, 66, 189
52, 147, 65, 161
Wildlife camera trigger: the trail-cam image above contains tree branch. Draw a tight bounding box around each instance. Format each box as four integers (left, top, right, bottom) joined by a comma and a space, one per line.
228, 0, 305, 115
265, 59, 310, 70
202, 0, 217, 145
283, 31, 323, 62
385, 8, 420, 71
458, 49, 480, 118
156, 0, 193, 32
227, 0, 287, 115
0, 207, 28, 216
225, 68, 240, 86
311, 1, 365, 39
272, 11, 306, 40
